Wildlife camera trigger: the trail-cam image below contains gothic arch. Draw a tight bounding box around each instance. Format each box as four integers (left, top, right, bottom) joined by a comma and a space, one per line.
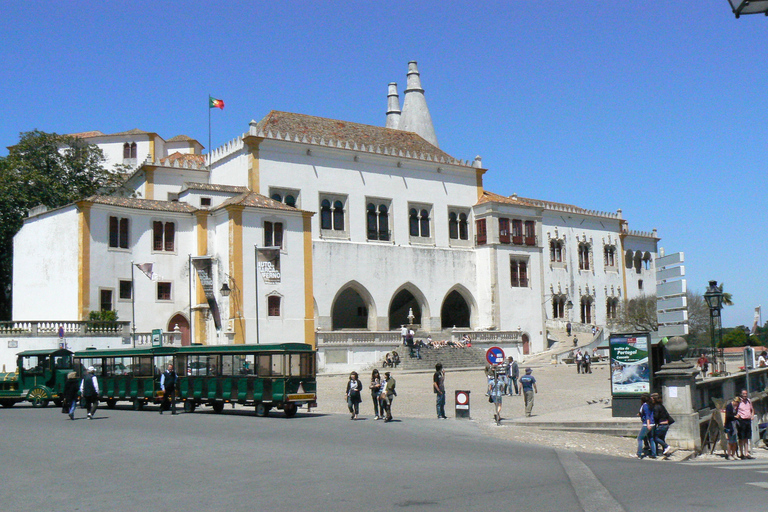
331, 281, 377, 330
440, 285, 476, 329
388, 282, 430, 330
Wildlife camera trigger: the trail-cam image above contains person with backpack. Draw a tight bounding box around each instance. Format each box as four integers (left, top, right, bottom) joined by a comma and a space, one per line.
80, 366, 99, 420
381, 371, 397, 422
651, 393, 674, 457
159, 363, 178, 415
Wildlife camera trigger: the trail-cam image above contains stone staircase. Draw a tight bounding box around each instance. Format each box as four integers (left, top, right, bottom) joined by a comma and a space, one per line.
380, 344, 487, 371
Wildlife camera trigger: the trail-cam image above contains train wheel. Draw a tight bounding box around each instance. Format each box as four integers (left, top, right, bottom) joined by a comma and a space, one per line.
255, 402, 269, 417
184, 400, 196, 413
106, 399, 117, 409
211, 402, 224, 414
132, 400, 144, 411
283, 403, 298, 418
28, 388, 49, 408
0, 399, 15, 408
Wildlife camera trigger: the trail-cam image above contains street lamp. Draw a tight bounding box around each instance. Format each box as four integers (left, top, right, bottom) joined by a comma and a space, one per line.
704, 280, 725, 375
727, 0, 768, 17
220, 282, 231, 297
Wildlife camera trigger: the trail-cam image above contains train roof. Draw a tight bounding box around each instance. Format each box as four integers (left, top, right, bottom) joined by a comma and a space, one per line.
17, 348, 72, 357
73, 343, 314, 358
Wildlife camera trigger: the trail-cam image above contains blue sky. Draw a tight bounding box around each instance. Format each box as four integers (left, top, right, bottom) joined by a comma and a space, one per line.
1, 1, 765, 328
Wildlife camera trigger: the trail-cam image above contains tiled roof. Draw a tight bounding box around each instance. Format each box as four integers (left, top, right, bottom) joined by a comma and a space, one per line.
160, 152, 206, 166
84, 196, 196, 213
109, 128, 152, 136
217, 192, 304, 213
68, 131, 105, 138
252, 110, 458, 164
476, 191, 541, 208
182, 182, 249, 194
478, 190, 621, 220
166, 134, 196, 142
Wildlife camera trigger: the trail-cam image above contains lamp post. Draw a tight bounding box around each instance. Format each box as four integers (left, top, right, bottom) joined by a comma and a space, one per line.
727, 0, 768, 18
704, 280, 725, 375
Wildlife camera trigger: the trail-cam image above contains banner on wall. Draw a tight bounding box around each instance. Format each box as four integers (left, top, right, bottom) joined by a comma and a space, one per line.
257, 248, 281, 283
191, 257, 222, 331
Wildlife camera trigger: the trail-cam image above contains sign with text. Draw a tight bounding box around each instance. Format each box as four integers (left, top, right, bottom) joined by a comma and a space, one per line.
191, 257, 222, 331
609, 332, 651, 396
257, 248, 281, 283
486, 346, 505, 365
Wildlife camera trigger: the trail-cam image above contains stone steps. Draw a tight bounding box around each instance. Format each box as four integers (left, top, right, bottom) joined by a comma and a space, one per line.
382, 345, 487, 371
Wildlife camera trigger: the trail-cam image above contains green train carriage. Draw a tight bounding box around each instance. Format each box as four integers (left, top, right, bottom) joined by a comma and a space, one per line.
0, 348, 74, 407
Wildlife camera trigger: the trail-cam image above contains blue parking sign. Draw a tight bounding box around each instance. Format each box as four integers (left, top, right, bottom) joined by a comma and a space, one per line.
486, 346, 505, 365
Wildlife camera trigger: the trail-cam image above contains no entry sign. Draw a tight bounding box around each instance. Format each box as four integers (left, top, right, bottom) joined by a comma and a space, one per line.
486, 346, 505, 365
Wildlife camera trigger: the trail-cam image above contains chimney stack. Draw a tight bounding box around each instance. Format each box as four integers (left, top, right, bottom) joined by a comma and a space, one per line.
385, 82, 401, 129
398, 61, 439, 147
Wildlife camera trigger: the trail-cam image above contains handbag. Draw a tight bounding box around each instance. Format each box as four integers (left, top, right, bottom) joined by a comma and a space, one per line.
488, 395, 493, 403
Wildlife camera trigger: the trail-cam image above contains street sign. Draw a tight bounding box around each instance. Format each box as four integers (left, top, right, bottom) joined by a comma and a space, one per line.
486, 346, 505, 365
656, 252, 688, 338
658, 310, 688, 324
657, 324, 689, 337
657, 280, 686, 297
656, 252, 684, 268
656, 265, 685, 283
657, 296, 687, 311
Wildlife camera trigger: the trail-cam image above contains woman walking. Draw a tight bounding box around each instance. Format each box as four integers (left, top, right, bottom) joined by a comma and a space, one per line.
489, 370, 505, 425
651, 393, 673, 457
636, 393, 656, 459
346, 371, 363, 420
724, 395, 740, 460
369, 369, 382, 420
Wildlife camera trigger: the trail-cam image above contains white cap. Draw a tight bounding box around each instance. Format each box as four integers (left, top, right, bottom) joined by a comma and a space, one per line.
87, 366, 95, 372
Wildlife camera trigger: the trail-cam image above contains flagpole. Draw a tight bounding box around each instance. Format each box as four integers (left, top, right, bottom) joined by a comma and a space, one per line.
208, 95, 211, 172
189, 254, 193, 346
131, 261, 136, 348
254, 245, 260, 344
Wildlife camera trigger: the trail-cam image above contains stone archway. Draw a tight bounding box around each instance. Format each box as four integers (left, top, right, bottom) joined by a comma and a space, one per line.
168, 314, 190, 346
389, 289, 422, 330
332, 288, 369, 330
441, 290, 471, 328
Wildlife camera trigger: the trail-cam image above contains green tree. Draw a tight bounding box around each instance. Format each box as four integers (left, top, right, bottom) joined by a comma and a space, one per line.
720, 326, 755, 348
0, 130, 120, 320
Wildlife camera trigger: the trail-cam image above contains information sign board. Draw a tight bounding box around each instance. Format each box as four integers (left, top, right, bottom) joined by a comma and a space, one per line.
609, 332, 651, 396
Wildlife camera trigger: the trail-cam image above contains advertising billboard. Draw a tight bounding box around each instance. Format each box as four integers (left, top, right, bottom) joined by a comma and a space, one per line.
609, 332, 651, 396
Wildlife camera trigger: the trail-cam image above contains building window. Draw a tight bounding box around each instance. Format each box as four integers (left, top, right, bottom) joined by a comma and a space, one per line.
476, 219, 487, 245
157, 282, 172, 301
606, 298, 619, 320
264, 221, 283, 248
333, 200, 344, 231
100, 289, 113, 311
366, 202, 390, 241
552, 296, 567, 319
524, 221, 536, 246
578, 243, 591, 271
270, 188, 299, 208
408, 206, 431, 238
550, 240, 564, 262
153, 221, 175, 252
512, 219, 523, 245
200, 197, 212, 207
448, 210, 469, 241
643, 252, 652, 270
604, 245, 617, 267
459, 213, 468, 240
320, 199, 332, 230
123, 142, 137, 159
580, 297, 593, 324
267, 295, 281, 317
119, 280, 132, 300
499, 218, 510, 244
109, 216, 129, 249
510, 259, 529, 287
319, 197, 345, 232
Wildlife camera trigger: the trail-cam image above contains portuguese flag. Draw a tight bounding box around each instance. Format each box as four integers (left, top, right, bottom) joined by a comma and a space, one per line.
209, 96, 224, 109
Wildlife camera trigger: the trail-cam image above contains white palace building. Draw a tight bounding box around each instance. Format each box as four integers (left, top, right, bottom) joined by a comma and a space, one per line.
8, 62, 658, 371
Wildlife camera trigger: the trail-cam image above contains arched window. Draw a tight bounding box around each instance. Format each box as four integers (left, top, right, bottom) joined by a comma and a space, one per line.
367, 204, 378, 239
643, 252, 652, 270
320, 199, 332, 230
550, 240, 563, 262
580, 297, 593, 324
271, 193, 283, 202
378, 204, 389, 240
448, 212, 458, 240
123, 143, 131, 159
578, 243, 591, 270
285, 195, 296, 207
409, 208, 419, 236
333, 200, 344, 231
606, 298, 618, 320
130, 142, 137, 159
459, 213, 468, 240
419, 209, 430, 238
604, 245, 616, 267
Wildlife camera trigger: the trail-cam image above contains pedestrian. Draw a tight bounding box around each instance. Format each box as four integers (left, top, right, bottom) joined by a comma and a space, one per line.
591, 325, 596, 336
724, 395, 740, 460
566, 321, 572, 337
651, 393, 674, 457
381, 371, 396, 422
636, 393, 656, 459
736, 389, 755, 459
414, 339, 422, 360
575, 349, 583, 374
697, 354, 709, 376
758, 351, 767, 368
369, 369, 382, 420
489, 370, 505, 425
507, 356, 519, 395
80, 366, 99, 420
519, 368, 537, 417
346, 371, 363, 420
401, 325, 408, 345
573, 335, 578, 348
63, 371, 79, 420
159, 363, 177, 415
433, 363, 447, 419
484, 365, 494, 395
582, 351, 591, 374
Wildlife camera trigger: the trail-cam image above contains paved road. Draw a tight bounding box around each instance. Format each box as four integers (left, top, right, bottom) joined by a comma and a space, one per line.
1, 405, 766, 511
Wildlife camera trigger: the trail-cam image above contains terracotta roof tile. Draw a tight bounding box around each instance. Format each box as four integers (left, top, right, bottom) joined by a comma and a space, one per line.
253, 110, 458, 163
182, 182, 249, 194
160, 152, 206, 166
476, 191, 540, 208
68, 131, 105, 139
216, 192, 304, 213
85, 196, 196, 213
166, 134, 196, 142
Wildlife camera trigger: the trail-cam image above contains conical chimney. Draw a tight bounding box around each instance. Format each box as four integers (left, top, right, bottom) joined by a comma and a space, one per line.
398, 61, 438, 147
385, 82, 401, 129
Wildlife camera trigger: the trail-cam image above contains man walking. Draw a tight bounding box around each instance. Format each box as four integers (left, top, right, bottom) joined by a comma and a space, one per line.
520, 367, 538, 417
160, 363, 178, 415
80, 366, 99, 420
737, 389, 755, 459
401, 325, 408, 345
433, 363, 447, 419
506, 356, 519, 395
